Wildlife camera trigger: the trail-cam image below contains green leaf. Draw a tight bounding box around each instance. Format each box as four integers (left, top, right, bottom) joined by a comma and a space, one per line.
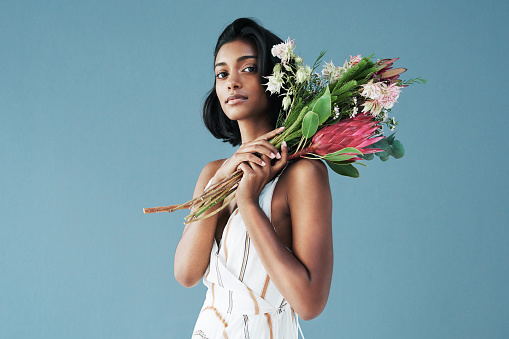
323, 153, 357, 162
309, 86, 331, 124
302, 111, 319, 138
325, 147, 362, 158
373, 139, 391, 157
332, 92, 354, 105
376, 147, 391, 158
386, 132, 396, 144
326, 161, 360, 178
331, 80, 357, 96
390, 140, 405, 159
285, 104, 307, 130
361, 153, 374, 160
372, 138, 390, 151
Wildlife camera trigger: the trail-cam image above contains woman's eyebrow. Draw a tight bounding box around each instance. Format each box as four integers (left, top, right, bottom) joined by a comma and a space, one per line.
214, 55, 258, 68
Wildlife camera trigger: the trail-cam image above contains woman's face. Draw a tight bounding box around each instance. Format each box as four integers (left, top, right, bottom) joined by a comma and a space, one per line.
214, 39, 269, 122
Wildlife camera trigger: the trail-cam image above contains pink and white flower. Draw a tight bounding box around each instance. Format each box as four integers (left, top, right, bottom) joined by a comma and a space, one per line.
361, 80, 382, 100
264, 72, 284, 94
296, 65, 312, 83
361, 81, 402, 116
379, 83, 401, 109
349, 54, 361, 66
271, 38, 295, 64
361, 99, 383, 116
321, 61, 346, 83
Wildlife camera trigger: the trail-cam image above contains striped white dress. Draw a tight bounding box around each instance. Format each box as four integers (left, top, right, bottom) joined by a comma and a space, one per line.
192, 175, 302, 339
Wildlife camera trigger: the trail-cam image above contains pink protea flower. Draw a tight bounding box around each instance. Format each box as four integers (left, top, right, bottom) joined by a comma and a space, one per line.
289, 114, 384, 160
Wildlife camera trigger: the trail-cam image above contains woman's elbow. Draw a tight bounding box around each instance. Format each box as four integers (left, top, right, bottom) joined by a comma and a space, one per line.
174, 265, 202, 288
175, 274, 200, 288
297, 301, 326, 321
296, 288, 329, 320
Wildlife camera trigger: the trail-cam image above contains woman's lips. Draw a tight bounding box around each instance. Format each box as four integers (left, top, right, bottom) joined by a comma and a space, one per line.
226, 94, 247, 104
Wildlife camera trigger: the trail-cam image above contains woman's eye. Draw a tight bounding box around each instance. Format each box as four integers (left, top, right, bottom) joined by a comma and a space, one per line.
244, 65, 257, 73
216, 71, 228, 79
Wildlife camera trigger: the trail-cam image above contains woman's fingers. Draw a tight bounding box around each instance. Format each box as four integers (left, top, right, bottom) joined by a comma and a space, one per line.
239, 141, 280, 160
232, 153, 267, 167
237, 162, 254, 175
272, 141, 288, 173
256, 126, 285, 142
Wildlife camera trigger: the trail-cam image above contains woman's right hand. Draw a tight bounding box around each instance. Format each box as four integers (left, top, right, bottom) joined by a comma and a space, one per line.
212, 127, 285, 183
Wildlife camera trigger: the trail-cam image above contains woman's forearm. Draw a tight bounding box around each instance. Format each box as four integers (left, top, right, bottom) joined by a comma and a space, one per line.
174, 214, 218, 287
238, 202, 331, 320
174, 170, 225, 287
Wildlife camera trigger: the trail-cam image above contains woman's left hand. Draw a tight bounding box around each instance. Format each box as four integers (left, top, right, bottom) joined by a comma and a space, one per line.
236, 141, 288, 205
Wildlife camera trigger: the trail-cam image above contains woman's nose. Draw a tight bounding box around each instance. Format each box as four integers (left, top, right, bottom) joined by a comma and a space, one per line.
227, 73, 242, 90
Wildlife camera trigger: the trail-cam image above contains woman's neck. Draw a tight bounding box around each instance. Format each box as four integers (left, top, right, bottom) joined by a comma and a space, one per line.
238, 118, 273, 144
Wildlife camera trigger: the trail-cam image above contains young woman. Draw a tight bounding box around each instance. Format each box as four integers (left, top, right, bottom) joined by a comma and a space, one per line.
174, 18, 333, 338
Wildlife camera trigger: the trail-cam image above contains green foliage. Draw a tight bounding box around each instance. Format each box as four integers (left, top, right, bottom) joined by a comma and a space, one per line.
322, 147, 361, 162
401, 77, 427, 86
361, 153, 374, 160
309, 86, 331, 124
302, 111, 319, 138
331, 80, 357, 97
391, 140, 405, 158
333, 57, 376, 89
386, 132, 396, 144
371, 134, 405, 161
326, 161, 360, 178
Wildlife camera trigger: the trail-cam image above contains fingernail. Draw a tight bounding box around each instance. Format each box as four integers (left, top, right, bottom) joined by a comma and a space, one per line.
270, 153, 275, 159
276, 152, 281, 159
261, 161, 266, 166
282, 141, 287, 147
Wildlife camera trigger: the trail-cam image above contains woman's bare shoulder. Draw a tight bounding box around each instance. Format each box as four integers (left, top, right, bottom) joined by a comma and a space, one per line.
201, 158, 228, 177
193, 158, 228, 197
276, 158, 331, 211
285, 158, 329, 185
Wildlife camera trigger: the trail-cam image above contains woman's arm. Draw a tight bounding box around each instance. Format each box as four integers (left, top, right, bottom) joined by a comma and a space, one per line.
174, 128, 286, 288
237, 157, 333, 320
173, 160, 225, 287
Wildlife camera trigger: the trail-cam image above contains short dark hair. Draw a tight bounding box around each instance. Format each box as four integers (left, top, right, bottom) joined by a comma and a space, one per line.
203, 18, 284, 146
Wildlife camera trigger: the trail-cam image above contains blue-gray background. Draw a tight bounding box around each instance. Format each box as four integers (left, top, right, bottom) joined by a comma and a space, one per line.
1, 0, 508, 338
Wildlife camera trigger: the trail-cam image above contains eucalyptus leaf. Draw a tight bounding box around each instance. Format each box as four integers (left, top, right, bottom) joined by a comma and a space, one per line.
326, 161, 360, 178
361, 153, 374, 160
386, 132, 396, 144
390, 140, 405, 159
376, 147, 391, 158
302, 111, 319, 138
373, 138, 390, 151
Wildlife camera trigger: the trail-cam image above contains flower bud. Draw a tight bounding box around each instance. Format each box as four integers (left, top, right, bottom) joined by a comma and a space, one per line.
282, 95, 291, 111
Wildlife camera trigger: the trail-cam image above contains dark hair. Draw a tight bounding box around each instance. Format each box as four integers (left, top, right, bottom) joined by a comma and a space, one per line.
203, 18, 284, 146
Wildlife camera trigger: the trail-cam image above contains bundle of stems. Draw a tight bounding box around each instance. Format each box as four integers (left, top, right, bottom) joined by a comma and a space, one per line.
143, 46, 422, 223
143, 170, 242, 222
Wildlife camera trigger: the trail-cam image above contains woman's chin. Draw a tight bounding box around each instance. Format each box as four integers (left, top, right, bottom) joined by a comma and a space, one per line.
223, 108, 250, 121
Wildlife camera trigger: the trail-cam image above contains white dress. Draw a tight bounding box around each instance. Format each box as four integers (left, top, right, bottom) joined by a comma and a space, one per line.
192, 175, 303, 339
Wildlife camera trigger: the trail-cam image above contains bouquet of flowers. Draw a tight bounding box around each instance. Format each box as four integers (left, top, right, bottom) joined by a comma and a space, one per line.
144, 39, 424, 222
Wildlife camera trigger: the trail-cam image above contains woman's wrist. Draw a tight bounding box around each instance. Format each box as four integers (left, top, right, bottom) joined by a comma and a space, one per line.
236, 194, 260, 210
